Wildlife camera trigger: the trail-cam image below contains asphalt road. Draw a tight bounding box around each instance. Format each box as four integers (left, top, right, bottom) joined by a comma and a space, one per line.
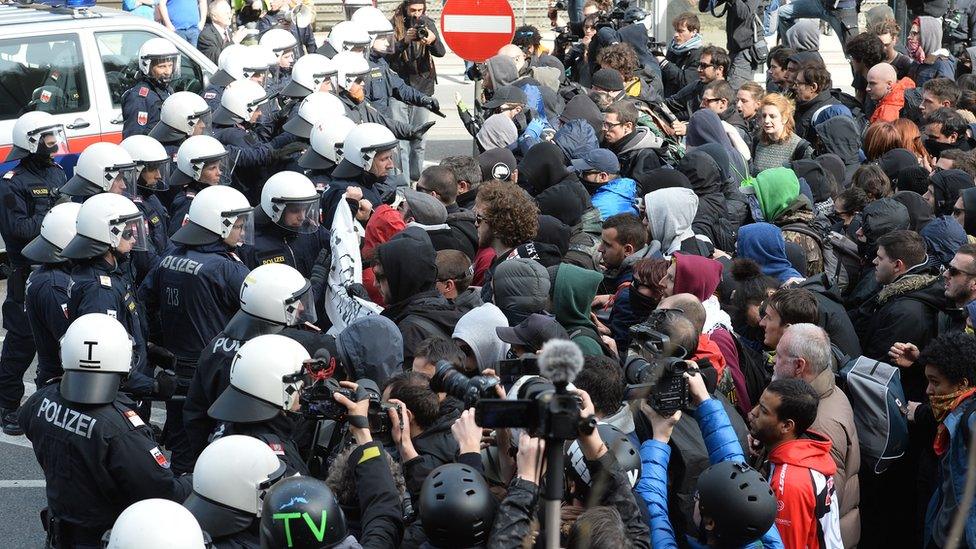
0, 54, 479, 548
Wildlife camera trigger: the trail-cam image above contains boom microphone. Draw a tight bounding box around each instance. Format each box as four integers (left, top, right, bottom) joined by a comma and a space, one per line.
538, 339, 583, 386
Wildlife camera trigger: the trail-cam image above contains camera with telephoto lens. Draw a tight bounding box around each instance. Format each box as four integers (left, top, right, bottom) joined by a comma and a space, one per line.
408, 16, 429, 41
474, 376, 596, 439
430, 360, 501, 407
648, 39, 667, 57
299, 377, 355, 420
624, 322, 690, 416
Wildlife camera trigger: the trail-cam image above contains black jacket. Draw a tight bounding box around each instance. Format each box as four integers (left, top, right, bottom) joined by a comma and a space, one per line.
402, 405, 461, 502
678, 150, 727, 247
663, 45, 702, 97
387, 14, 445, 96
795, 91, 840, 143
345, 442, 406, 548
795, 274, 863, 359
607, 127, 664, 190
518, 142, 592, 227
698, 0, 763, 56
197, 22, 231, 64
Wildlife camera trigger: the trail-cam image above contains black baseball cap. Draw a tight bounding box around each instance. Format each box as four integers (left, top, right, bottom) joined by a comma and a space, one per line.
483, 85, 528, 109
496, 313, 569, 351
477, 147, 517, 182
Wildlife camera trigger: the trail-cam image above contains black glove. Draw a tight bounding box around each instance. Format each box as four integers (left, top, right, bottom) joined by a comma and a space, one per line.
273, 141, 306, 160
310, 247, 332, 287
153, 369, 177, 400
146, 342, 177, 371
423, 96, 440, 112
346, 282, 371, 301
409, 121, 436, 141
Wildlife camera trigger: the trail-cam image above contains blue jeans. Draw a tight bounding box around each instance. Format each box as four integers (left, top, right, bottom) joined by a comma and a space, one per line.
392, 99, 430, 181
175, 25, 200, 47
776, 0, 858, 54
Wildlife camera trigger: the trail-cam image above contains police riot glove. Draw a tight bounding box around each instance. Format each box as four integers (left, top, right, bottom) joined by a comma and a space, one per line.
409, 121, 436, 141
309, 247, 332, 288
146, 342, 177, 371
271, 141, 307, 161
153, 368, 178, 400
346, 282, 370, 301
422, 96, 440, 112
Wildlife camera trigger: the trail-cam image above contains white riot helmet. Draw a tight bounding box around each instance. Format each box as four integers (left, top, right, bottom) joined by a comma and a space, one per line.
138, 37, 181, 84
208, 334, 311, 423
300, 116, 357, 169
5, 111, 67, 161
333, 51, 371, 91
61, 193, 147, 260
213, 80, 276, 127
21, 202, 82, 265
171, 135, 235, 187
281, 53, 337, 98
120, 134, 172, 191
210, 43, 251, 87
327, 21, 371, 54
104, 499, 211, 549
225, 45, 271, 82
184, 435, 287, 538
282, 91, 346, 138
149, 91, 212, 143
259, 28, 298, 67
171, 185, 254, 247
226, 264, 316, 337
351, 6, 395, 54
59, 313, 134, 404
260, 171, 322, 233
342, 122, 397, 171
60, 143, 137, 198
255, 43, 280, 71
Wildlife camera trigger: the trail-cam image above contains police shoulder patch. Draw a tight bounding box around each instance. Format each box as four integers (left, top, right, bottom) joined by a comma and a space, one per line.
203, 91, 217, 100
150, 446, 170, 468
124, 409, 145, 428
137, 111, 148, 126
99, 275, 112, 288
268, 442, 285, 455
3, 171, 15, 180
138, 86, 149, 98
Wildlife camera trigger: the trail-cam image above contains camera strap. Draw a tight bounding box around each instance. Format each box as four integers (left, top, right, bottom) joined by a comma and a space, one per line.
347, 414, 369, 429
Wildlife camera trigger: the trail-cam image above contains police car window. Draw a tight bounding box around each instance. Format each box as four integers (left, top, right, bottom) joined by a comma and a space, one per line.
94, 31, 206, 107
0, 33, 88, 120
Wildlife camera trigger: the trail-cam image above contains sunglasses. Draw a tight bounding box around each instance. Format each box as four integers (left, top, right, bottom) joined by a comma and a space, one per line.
475, 213, 485, 225
954, 207, 966, 216
697, 62, 715, 69
946, 265, 976, 277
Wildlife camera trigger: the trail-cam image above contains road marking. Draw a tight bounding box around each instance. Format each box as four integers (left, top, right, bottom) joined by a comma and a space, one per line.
0, 480, 45, 488
0, 432, 32, 449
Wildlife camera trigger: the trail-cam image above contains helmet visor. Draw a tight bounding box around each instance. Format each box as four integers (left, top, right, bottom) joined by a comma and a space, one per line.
363, 143, 400, 175
271, 195, 321, 233
255, 461, 289, 518
371, 32, 395, 55
146, 53, 183, 83
223, 208, 255, 247
192, 152, 237, 186
189, 109, 213, 137
28, 124, 69, 156
106, 163, 139, 197
112, 214, 149, 252
136, 158, 172, 192
283, 283, 317, 325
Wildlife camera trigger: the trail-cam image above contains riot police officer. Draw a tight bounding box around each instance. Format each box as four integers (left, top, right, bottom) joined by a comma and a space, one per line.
298, 115, 357, 188
212, 80, 305, 204
22, 202, 81, 388
201, 44, 271, 113
260, 28, 299, 97
61, 193, 160, 397
166, 135, 235, 236
138, 185, 253, 474
184, 435, 287, 547
321, 122, 399, 227
121, 38, 179, 138
352, 8, 439, 118
200, 43, 246, 111
280, 53, 337, 101
183, 262, 320, 461
0, 111, 67, 435
18, 313, 192, 547
120, 135, 172, 259
148, 91, 213, 153
103, 499, 211, 549
58, 142, 137, 199
207, 334, 311, 474
281, 90, 347, 141
238, 170, 329, 275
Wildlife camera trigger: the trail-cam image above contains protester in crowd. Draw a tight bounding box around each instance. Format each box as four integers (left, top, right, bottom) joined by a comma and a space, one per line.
158, 0, 208, 46
752, 93, 813, 174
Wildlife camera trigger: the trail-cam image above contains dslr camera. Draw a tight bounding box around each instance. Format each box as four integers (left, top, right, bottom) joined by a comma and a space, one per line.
408, 16, 430, 41
624, 323, 691, 416
430, 360, 501, 408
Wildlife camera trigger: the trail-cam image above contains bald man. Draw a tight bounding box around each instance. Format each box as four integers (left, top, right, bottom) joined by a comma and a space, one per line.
867, 62, 915, 123
498, 44, 527, 74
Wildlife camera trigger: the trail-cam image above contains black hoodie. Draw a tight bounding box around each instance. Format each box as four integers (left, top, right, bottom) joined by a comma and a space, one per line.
795, 274, 863, 358
518, 142, 592, 226
892, 191, 935, 232
678, 150, 727, 247
376, 227, 464, 362
929, 169, 974, 216
814, 116, 862, 183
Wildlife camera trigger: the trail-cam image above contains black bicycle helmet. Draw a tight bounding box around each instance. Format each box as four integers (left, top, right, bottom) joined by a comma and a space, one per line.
419, 463, 496, 548
696, 460, 777, 546
566, 423, 641, 498
259, 476, 348, 549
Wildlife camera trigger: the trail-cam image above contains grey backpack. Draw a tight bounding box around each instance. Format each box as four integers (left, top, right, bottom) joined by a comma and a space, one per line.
838, 356, 909, 474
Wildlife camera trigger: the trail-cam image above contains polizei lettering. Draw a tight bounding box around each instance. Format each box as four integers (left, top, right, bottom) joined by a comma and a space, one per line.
37, 398, 97, 439
160, 255, 204, 275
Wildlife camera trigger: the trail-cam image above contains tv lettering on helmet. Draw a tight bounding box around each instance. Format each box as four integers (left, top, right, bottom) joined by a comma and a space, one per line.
36, 397, 98, 439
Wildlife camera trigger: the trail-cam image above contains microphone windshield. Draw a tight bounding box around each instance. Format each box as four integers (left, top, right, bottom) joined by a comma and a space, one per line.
538, 339, 583, 385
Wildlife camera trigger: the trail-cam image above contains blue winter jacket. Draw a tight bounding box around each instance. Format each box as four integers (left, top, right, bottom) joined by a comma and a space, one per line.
924, 398, 976, 547
636, 398, 785, 549
592, 177, 639, 220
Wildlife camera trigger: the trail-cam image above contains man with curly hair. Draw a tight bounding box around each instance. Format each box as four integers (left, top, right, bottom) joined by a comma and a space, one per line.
473, 181, 540, 302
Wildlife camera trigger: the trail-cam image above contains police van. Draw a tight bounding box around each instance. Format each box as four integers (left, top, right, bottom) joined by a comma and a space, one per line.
0, 1, 217, 177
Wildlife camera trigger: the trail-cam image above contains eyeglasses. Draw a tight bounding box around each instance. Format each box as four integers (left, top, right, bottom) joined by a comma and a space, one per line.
946, 265, 976, 277
602, 120, 624, 128
701, 97, 722, 104
954, 207, 966, 216
697, 62, 715, 69
415, 184, 433, 194
475, 212, 485, 226
794, 80, 811, 88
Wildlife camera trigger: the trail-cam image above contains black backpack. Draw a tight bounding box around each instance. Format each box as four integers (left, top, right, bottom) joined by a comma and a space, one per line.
731, 333, 770, 408
780, 219, 843, 288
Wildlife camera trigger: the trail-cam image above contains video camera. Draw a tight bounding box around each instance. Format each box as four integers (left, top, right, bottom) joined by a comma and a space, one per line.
430, 360, 501, 408
496, 354, 540, 388
474, 375, 595, 440
623, 323, 690, 416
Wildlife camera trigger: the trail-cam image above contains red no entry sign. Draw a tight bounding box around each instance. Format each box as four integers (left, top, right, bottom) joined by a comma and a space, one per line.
440, 0, 516, 63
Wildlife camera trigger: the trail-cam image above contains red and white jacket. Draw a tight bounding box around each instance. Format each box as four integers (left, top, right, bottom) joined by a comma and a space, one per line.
768, 431, 844, 549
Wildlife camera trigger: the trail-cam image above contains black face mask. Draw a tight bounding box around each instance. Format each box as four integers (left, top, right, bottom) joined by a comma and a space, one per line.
924, 137, 959, 158
629, 286, 658, 317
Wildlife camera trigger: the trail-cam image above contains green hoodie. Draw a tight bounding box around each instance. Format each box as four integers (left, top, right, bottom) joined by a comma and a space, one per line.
742, 167, 800, 222
551, 264, 604, 357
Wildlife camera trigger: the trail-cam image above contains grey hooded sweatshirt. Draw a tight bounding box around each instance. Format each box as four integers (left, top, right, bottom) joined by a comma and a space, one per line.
452, 303, 511, 371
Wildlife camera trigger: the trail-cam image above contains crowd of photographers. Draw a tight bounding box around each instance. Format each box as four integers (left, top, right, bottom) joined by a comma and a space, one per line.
9, 0, 976, 547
